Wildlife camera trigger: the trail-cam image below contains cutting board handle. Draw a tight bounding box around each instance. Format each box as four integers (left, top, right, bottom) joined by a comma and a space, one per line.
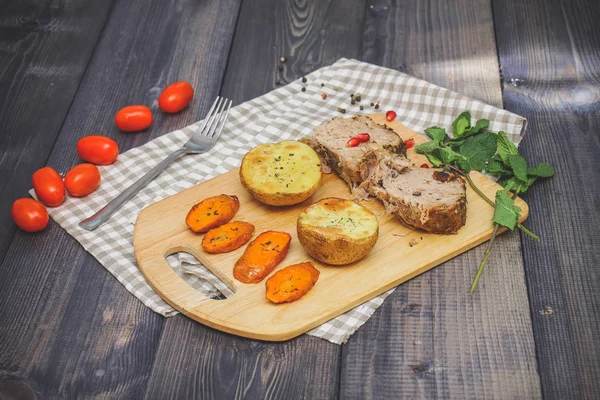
135, 244, 235, 312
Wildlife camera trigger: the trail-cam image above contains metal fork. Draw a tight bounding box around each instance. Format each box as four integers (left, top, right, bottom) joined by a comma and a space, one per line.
79, 96, 232, 231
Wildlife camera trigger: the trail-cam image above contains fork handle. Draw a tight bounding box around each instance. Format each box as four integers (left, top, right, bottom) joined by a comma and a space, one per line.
79, 148, 187, 231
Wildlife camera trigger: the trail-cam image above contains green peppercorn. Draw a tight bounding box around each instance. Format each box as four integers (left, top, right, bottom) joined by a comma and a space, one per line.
351, 99, 356, 105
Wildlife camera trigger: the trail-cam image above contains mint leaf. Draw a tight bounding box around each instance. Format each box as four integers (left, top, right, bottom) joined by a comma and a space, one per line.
471, 118, 489, 134
424, 126, 449, 143
507, 154, 528, 181
425, 153, 443, 167
485, 158, 512, 176
458, 132, 498, 172
415, 141, 441, 154
439, 147, 465, 164
518, 177, 538, 193
527, 162, 555, 178
452, 111, 471, 138
497, 131, 519, 163
493, 190, 522, 231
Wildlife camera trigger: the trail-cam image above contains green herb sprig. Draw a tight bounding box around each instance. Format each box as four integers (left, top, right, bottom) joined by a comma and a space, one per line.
416, 111, 555, 294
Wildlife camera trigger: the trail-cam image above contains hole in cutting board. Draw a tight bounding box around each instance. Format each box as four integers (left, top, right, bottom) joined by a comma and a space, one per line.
166, 252, 235, 300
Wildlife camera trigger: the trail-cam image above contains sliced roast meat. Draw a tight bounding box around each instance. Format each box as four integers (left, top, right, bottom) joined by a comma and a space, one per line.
308, 116, 468, 234
311, 115, 408, 187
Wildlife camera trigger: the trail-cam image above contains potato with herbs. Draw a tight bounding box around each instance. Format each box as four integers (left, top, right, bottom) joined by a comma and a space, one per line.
266, 262, 320, 304
233, 231, 291, 283
240, 140, 322, 206
297, 197, 379, 265
201, 221, 255, 253
185, 194, 239, 233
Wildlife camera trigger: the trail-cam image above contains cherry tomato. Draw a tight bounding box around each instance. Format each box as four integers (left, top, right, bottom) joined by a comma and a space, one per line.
158, 82, 194, 113
32, 167, 65, 207
64, 164, 101, 197
11, 198, 49, 232
405, 138, 415, 150
115, 105, 152, 132
420, 164, 430, 168
386, 110, 397, 121
77, 136, 119, 165
356, 133, 370, 143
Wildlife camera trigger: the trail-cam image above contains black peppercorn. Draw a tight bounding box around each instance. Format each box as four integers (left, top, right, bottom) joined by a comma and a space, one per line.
302, 76, 307, 83
360, 105, 364, 110
374, 104, 379, 109
301, 87, 306, 92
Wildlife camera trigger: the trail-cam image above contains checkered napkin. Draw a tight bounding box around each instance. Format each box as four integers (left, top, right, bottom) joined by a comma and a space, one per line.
35, 58, 526, 345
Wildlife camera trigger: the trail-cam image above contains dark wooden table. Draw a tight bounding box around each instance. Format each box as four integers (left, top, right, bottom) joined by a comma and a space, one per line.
1, 0, 598, 398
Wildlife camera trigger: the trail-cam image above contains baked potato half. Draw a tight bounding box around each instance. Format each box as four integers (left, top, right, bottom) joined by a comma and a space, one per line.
297, 197, 379, 265
240, 140, 322, 206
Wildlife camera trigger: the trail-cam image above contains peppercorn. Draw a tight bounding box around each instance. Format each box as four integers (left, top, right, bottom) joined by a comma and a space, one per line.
355, 95, 361, 102
341, 108, 346, 113
351, 99, 356, 105
359, 105, 364, 110
301, 87, 306, 92
321, 93, 327, 100
321, 83, 325, 87
302, 76, 307, 83
374, 104, 379, 109
371, 102, 375, 106
350, 94, 354, 98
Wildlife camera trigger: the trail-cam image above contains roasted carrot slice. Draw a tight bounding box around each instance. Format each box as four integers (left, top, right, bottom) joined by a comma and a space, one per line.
233, 231, 291, 283
185, 194, 239, 233
201, 221, 255, 253
265, 262, 320, 304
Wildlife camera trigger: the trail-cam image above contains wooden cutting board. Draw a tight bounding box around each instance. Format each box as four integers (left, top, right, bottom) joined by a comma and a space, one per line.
133, 115, 528, 341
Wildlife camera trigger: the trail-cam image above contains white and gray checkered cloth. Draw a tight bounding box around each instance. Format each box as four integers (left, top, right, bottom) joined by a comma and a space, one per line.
34, 59, 526, 345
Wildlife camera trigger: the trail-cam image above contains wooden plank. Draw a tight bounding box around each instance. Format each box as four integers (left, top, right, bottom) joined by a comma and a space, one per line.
0, 0, 242, 398
493, 0, 600, 398
134, 121, 528, 341
340, 0, 542, 398
0, 0, 115, 264
143, 0, 367, 398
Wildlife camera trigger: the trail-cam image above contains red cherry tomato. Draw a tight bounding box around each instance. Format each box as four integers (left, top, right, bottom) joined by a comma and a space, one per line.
347, 137, 360, 147
386, 110, 397, 121
77, 136, 119, 165
158, 82, 194, 113
405, 138, 415, 149
420, 163, 430, 168
11, 198, 49, 232
32, 167, 65, 207
115, 105, 152, 132
64, 164, 101, 197
356, 133, 370, 143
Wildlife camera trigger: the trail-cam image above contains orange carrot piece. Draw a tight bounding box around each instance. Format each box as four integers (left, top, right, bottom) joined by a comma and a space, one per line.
202, 221, 255, 254
185, 194, 239, 233
233, 231, 291, 283
265, 262, 320, 304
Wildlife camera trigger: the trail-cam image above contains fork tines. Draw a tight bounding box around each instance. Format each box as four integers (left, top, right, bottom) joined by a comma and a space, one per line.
197, 96, 232, 138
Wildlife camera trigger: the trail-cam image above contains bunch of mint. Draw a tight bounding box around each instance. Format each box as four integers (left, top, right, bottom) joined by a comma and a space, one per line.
416, 111, 554, 293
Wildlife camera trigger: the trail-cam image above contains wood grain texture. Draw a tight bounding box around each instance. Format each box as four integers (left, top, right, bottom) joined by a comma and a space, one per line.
0, 0, 115, 265
493, 0, 600, 398
0, 0, 242, 398
134, 118, 527, 341
143, 317, 340, 400
340, 0, 542, 399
